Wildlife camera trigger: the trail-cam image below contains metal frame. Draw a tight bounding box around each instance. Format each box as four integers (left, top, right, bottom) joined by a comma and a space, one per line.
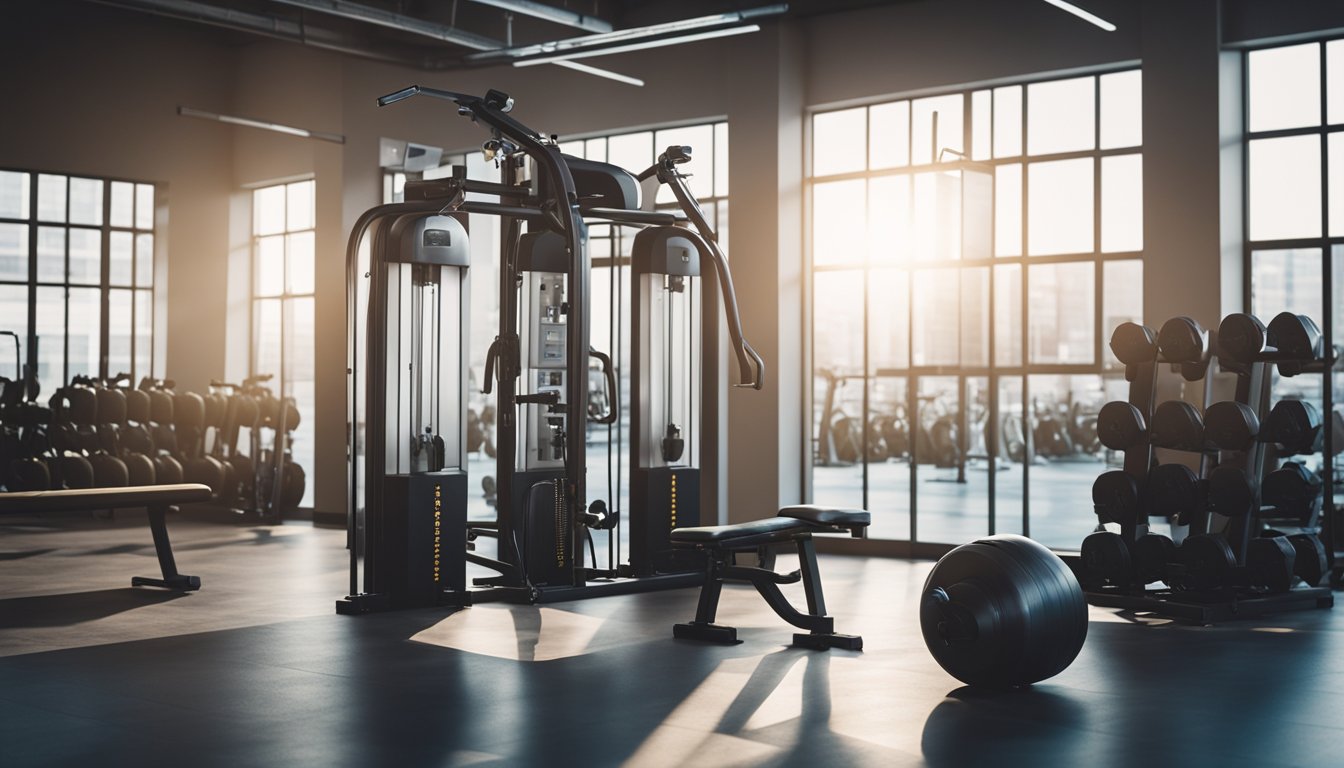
1239, 37, 1342, 549
803, 66, 1144, 548
0, 167, 156, 385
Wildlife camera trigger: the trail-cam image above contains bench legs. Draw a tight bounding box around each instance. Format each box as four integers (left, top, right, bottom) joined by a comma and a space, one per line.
674, 535, 861, 651
131, 504, 201, 591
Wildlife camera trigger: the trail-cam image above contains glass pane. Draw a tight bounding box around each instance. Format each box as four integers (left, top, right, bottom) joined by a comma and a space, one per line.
812, 180, 866, 266
1028, 158, 1094, 255
869, 101, 910, 170
286, 295, 316, 507
67, 287, 100, 379
110, 181, 134, 228
655, 124, 714, 201
996, 376, 1025, 536
36, 226, 64, 282
1099, 70, 1143, 149
1103, 260, 1143, 367
971, 90, 991, 161
110, 231, 133, 287
867, 375, 910, 541
1029, 374, 1107, 549
286, 180, 314, 231
995, 163, 1022, 257
912, 94, 964, 164
287, 231, 315, 295
993, 86, 1023, 159
869, 269, 909, 371
994, 264, 1022, 366
606, 131, 653, 183
1249, 135, 1322, 241
253, 184, 286, 236
914, 376, 980, 543
0, 285, 28, 381
136, 233, 154, 287
813, 107, 867, 176
135, 184, 154, 230
1330, 40, 1344, 125
714, 123, 729, 197
1101, 154, 1143, 252
34, 286, 63, 384
1249, 43, 1321, 132
1331, 133, 1344, 237
557, 140, 584, 157
0, 223, 28, 281
37, 174, 66, 223
1029, 262, 1095, 364
1027, 76, 1095, 155
135, 289, 152, 381
962, 267, 990, 366
868, 176, 910, 265
108, 289, 132, 378
912, 268, 959, 366
586, 137, 607, 163
0, 170, 30, 219
256, 235, 285, 296
68, 177, 103, 226
68, 228, 100, 285
912, 171, 961, 262
1252, 248, 1321, 319
253, 298, 282, 377
812, 270, 866, 511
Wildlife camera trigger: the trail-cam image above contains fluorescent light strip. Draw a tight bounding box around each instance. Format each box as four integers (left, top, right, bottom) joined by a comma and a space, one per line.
514, 25, 761, 66
177, 106, 346, 143
1041, 0, 1116, 32
553, 60, 645, 86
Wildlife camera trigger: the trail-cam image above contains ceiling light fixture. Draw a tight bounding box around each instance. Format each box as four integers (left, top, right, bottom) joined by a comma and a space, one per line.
1041, 0, 1116, 32
552, 60, 646, 86
177, 106, 346, 143
512, 25, 763, 67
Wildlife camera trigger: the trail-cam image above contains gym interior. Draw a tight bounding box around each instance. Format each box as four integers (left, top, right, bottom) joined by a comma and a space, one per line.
3, 0, 1344, 765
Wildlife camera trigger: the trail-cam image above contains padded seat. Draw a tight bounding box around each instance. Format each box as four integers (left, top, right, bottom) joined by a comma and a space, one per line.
0, 483, 211, 514
669, 517, 801, 543
778, 505, 870, 527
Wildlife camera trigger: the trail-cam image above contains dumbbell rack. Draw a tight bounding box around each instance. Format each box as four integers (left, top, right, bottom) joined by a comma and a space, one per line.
1074, 315, 1333, 623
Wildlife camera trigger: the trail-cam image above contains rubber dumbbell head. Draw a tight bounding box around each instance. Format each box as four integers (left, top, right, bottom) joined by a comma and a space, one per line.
1149, 400, 1205, 452
123, 453, 156, 486
1287, 533, 1329, 587
1157, 316, 1208, 364
1261, 462, 1322, 523
1149, 463, 1202, 525
64, 387, 98, 426
1207, 466, 1256, 518
1246, 536, 1297, 594
149, 390, 174, 424
1091, 470, 1139, 526
1080, 531, 1131, 589
1133, 534, 1176, 586
1217, 313, 1267, 365
96, 387, 127, 426
1202, 401, 1259, 452
921, 535, 1088, 688
1097, 401, 1147, 451
1261, 400, 1323, 455
1172, 534, 1236, 592
1109, 322, 1158, 366
125, 388, 151, 424
9, 457, 50, 491
1266, 312, 1323, 361
89, 454, 129, 487
59, 455, 95, 490
152, 454, 184, 485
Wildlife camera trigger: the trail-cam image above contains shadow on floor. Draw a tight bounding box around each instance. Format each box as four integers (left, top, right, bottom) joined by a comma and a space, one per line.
920, 685, 1090, 767
0, 548, 56, 561
0, 588, 187, 629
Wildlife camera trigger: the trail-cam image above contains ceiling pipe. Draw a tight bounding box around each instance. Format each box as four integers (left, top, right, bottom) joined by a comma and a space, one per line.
462, 0, 612, 34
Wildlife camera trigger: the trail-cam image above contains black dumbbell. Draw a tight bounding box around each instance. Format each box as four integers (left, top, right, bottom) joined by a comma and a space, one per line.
1080, 531, 1131, 589
1246, 535, 1297, 593
1092, 470, 1139, 525
1261, 461, 1322, 523
1202, 401, 1259, 452
1157, 317, 1214, 380
1133, 533, 1177, 585
1287, 533, 1329, 587
1261, 400, 1323, 455
1149, 400, 1206, 452
1110, 322, 1158, 366
1149, 463, 1202, 525
1171, 534, 1237, 592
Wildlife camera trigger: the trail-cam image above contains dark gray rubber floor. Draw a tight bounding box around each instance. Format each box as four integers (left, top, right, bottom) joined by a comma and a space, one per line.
2, 512, 1341, 766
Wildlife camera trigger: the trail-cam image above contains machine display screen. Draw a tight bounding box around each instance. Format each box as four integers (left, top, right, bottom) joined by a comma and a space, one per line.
423, 229, 451, 247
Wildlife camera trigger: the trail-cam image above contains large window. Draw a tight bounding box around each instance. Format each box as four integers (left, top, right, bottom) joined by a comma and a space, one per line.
0, 169, 155, 386
1244, 39, 1344, 500
808, 70, 1143, 549
252, 179, 315, 507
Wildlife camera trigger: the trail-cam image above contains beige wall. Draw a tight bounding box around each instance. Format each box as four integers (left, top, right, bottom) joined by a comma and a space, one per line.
3, 0, 1342, 521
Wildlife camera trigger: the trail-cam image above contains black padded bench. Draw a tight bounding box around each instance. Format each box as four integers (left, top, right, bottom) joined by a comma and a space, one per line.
0, 483, 211, 590
669, 505, 870, 650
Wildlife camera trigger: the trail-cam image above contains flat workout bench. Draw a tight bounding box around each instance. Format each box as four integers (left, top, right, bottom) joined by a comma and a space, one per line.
0, 483, 211, 591
669, 505, 870, 650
